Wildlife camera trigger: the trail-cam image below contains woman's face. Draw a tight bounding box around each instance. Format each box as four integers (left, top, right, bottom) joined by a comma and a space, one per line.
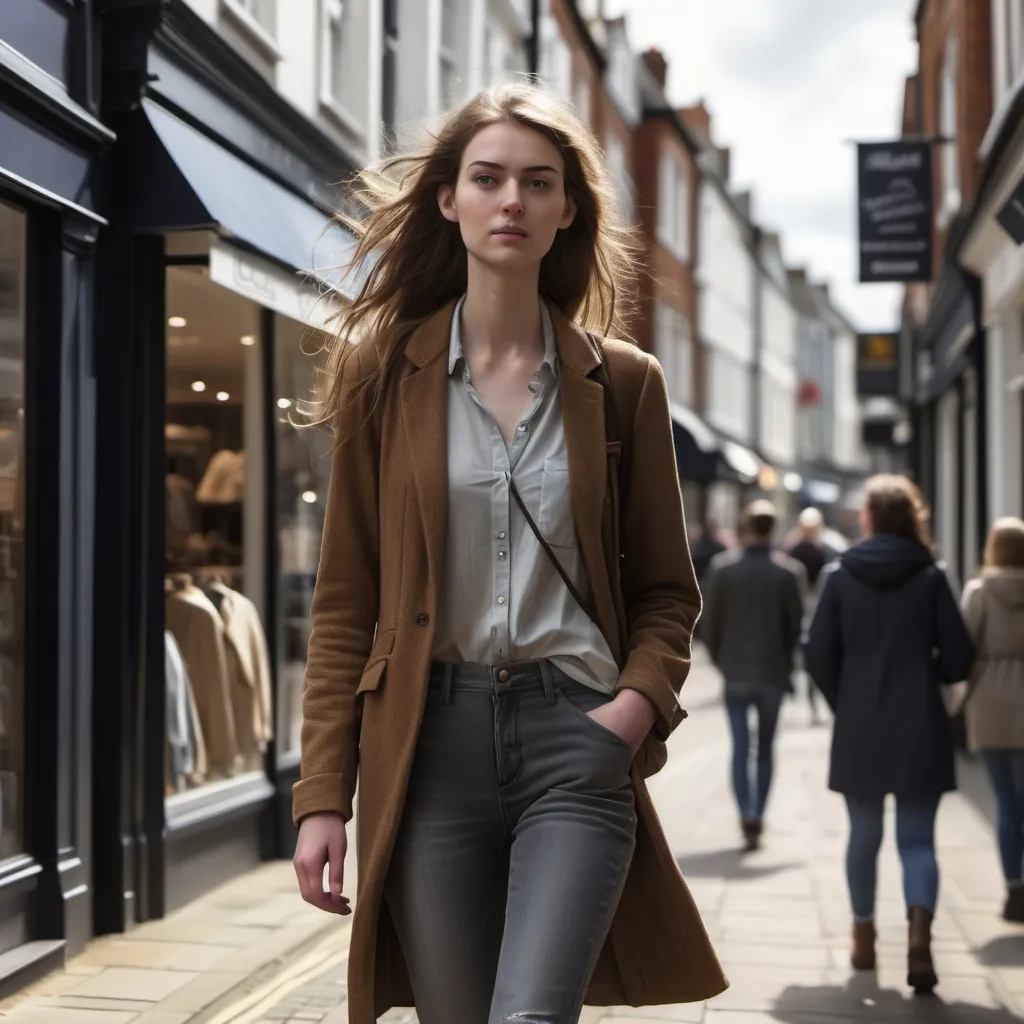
438, 121, 576, 272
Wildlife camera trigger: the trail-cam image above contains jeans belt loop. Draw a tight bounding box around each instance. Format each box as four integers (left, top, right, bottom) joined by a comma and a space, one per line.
539, 660, 556, 705
441, 662, 454, 705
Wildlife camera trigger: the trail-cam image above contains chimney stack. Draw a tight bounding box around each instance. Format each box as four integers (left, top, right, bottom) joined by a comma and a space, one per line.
642, 48, 668, 89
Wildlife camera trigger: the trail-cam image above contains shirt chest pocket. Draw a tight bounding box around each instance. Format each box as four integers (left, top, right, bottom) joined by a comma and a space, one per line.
538, 455, 577, 549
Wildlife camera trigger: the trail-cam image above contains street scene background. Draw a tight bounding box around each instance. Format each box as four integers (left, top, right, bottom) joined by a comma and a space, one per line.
1, 0, 1023, 1022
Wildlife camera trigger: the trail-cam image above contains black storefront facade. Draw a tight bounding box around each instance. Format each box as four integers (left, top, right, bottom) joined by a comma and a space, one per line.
93, 0, 357, 935
1, 0, 361, 994
0, 0, 110, 993
907, 215, 986, 591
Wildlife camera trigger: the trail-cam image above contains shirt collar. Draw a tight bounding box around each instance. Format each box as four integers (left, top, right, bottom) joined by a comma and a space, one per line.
448, 294, 559, 380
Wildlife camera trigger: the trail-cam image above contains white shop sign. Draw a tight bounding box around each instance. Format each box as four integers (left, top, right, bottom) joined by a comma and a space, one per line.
208, 240, 342, 331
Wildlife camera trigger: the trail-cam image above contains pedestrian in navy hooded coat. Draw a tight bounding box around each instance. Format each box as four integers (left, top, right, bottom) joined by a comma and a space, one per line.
805, 475, 974, 996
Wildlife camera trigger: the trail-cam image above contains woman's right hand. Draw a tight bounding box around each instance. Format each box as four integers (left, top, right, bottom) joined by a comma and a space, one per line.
293, 812, 351, 915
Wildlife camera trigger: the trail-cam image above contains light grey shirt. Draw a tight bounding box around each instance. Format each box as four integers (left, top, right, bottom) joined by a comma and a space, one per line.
431, 296, 619, 693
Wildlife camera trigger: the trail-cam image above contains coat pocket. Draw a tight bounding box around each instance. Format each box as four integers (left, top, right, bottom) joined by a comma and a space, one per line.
357, 629, 395, 694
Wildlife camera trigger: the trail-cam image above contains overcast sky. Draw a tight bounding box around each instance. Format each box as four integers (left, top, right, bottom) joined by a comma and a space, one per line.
606, 0, 919, 330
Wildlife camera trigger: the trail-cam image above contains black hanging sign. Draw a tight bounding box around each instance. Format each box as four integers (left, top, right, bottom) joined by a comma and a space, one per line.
857, 141, 933, 283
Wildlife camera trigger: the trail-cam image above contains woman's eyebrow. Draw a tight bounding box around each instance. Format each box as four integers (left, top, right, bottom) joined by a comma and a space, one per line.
467, 160, 561, 175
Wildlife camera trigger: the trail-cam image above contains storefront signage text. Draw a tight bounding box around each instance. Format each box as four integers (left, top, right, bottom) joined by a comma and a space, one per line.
857, 141, 933, 283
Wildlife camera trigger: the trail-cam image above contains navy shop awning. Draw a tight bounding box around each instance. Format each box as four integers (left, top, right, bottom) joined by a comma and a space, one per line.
135, 100, 356, 293
669, 403, 760, 485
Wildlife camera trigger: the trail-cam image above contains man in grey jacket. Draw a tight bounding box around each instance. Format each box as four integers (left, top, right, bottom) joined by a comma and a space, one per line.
702, 500, 806, 850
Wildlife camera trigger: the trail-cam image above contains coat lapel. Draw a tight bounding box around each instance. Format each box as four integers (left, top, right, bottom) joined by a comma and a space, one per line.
549, 306, 618, 644
399, 301, 458, 598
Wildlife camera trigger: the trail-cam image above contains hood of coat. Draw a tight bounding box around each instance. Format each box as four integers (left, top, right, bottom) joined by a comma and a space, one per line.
980, 567, 1024, 609
840, 533, 935, 591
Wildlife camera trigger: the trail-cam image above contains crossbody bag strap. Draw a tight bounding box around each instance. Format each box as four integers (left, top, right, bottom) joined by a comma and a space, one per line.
507, 474, 603, 632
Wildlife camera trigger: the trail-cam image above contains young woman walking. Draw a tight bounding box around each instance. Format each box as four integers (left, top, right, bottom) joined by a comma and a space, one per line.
961, 518, 1024, 922
805, 475, 974, 995
290, 84, 726, 1024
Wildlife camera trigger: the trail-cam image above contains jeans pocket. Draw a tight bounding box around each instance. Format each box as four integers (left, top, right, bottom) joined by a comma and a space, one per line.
556, 686, 634, 754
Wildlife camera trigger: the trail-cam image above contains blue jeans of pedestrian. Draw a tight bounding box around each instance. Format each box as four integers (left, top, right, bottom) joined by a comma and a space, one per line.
724, 683, 784, 821
979, 749, 1024, 883
844, 795, 941, 921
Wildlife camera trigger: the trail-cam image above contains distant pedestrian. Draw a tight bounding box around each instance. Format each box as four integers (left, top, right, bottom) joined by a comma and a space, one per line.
786, 507, 838, 725
787, 506, 839, 590
805, 475, 974, 995
702, 500, 806, 852
960, 517, 1024, 923
690, 517, 728, 582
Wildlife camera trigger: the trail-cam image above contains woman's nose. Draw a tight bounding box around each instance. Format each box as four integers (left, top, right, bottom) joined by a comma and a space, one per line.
500, 186, 523, 215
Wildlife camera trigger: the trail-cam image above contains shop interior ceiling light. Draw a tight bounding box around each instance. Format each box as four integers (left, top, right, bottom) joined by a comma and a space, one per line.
216, 391, 230, 402
168, 316, 187, 328
191, 380, 207, 392
277, 398, 292, 409
301, 490, 317, 504
240, 334, 256, 346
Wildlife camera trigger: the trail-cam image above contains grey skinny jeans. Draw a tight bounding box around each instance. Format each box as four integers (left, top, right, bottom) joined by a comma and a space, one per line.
383, 660, 637, 1024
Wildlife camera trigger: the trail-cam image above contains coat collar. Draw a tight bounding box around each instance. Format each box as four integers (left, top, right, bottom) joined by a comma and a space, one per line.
402, 296, 603, 377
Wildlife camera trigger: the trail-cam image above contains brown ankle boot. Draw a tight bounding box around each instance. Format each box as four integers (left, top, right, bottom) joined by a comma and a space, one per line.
907, 906, 938, 994
851, 921, 876, 970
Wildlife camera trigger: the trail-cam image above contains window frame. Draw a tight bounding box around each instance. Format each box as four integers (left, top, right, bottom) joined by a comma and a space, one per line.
319, 0, 368, 141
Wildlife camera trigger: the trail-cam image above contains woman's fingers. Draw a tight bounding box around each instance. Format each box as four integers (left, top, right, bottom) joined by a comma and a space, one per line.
294, 815, 351, 915
327, 830, 350, 913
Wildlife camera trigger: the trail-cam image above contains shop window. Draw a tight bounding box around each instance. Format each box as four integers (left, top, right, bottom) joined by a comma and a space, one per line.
0, 201, 25, 860
440, 0, 461, 109
275, 316, 331, 757
320, 0, 370, 139
163, 266, 271, 798
658, 151, 689, 263
228, 0, 276, 33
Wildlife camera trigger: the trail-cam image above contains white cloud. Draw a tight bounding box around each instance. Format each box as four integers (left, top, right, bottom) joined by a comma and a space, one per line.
607, 0, 919, 330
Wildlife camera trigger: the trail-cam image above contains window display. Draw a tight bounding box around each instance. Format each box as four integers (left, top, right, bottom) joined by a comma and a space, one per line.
163, 266, 272, 795
275, 315, 330, 757
0, 201, 25, 859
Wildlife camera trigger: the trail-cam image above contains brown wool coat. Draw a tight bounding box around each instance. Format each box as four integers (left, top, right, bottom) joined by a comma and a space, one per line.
293, 299, 728, 1021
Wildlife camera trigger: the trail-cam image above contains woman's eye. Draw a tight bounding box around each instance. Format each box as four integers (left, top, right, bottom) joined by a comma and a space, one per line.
474, 175, 496, 186
529, 179, 551, 189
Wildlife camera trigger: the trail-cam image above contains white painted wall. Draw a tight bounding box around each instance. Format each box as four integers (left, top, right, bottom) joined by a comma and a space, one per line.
832, 326, 864, 471
698, 182, 755, 442
698, 184, 755, 367
181, 0, 383, 165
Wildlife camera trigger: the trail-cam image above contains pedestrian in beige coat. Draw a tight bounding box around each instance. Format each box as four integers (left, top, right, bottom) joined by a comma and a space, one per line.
290, 83, 726, 1023
962, 517, 1024, 922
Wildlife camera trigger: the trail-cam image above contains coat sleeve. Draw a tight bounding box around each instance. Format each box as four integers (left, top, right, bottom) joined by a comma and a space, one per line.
700, 561, 724, 667
292, 351, 381, 826
783, 562, 807, 654
804, 568, 842, 709
960, 579, 985, 646
934, 568, 975, 684
613, 355, 700, 741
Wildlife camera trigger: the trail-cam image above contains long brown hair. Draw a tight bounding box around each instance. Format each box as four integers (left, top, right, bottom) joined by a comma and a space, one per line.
983, 517, 1024, 570
315, 82, 640, 428
863, 474, 934, 551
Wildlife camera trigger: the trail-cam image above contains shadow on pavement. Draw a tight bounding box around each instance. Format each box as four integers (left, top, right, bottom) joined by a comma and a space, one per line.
974, 934, 1024, 967
674, 847, 801, 881
770, 973, 1021, 1022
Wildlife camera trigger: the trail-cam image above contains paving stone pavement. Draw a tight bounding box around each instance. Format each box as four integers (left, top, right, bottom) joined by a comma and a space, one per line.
3, 650, 1024, 1022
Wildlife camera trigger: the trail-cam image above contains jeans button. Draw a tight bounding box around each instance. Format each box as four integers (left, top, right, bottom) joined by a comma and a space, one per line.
497, 668, 510, 682
416, 612, 429, 626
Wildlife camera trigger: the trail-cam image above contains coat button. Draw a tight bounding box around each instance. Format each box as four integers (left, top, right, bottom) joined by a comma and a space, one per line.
416, 612, 429, 626
497, 668, 510, 682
